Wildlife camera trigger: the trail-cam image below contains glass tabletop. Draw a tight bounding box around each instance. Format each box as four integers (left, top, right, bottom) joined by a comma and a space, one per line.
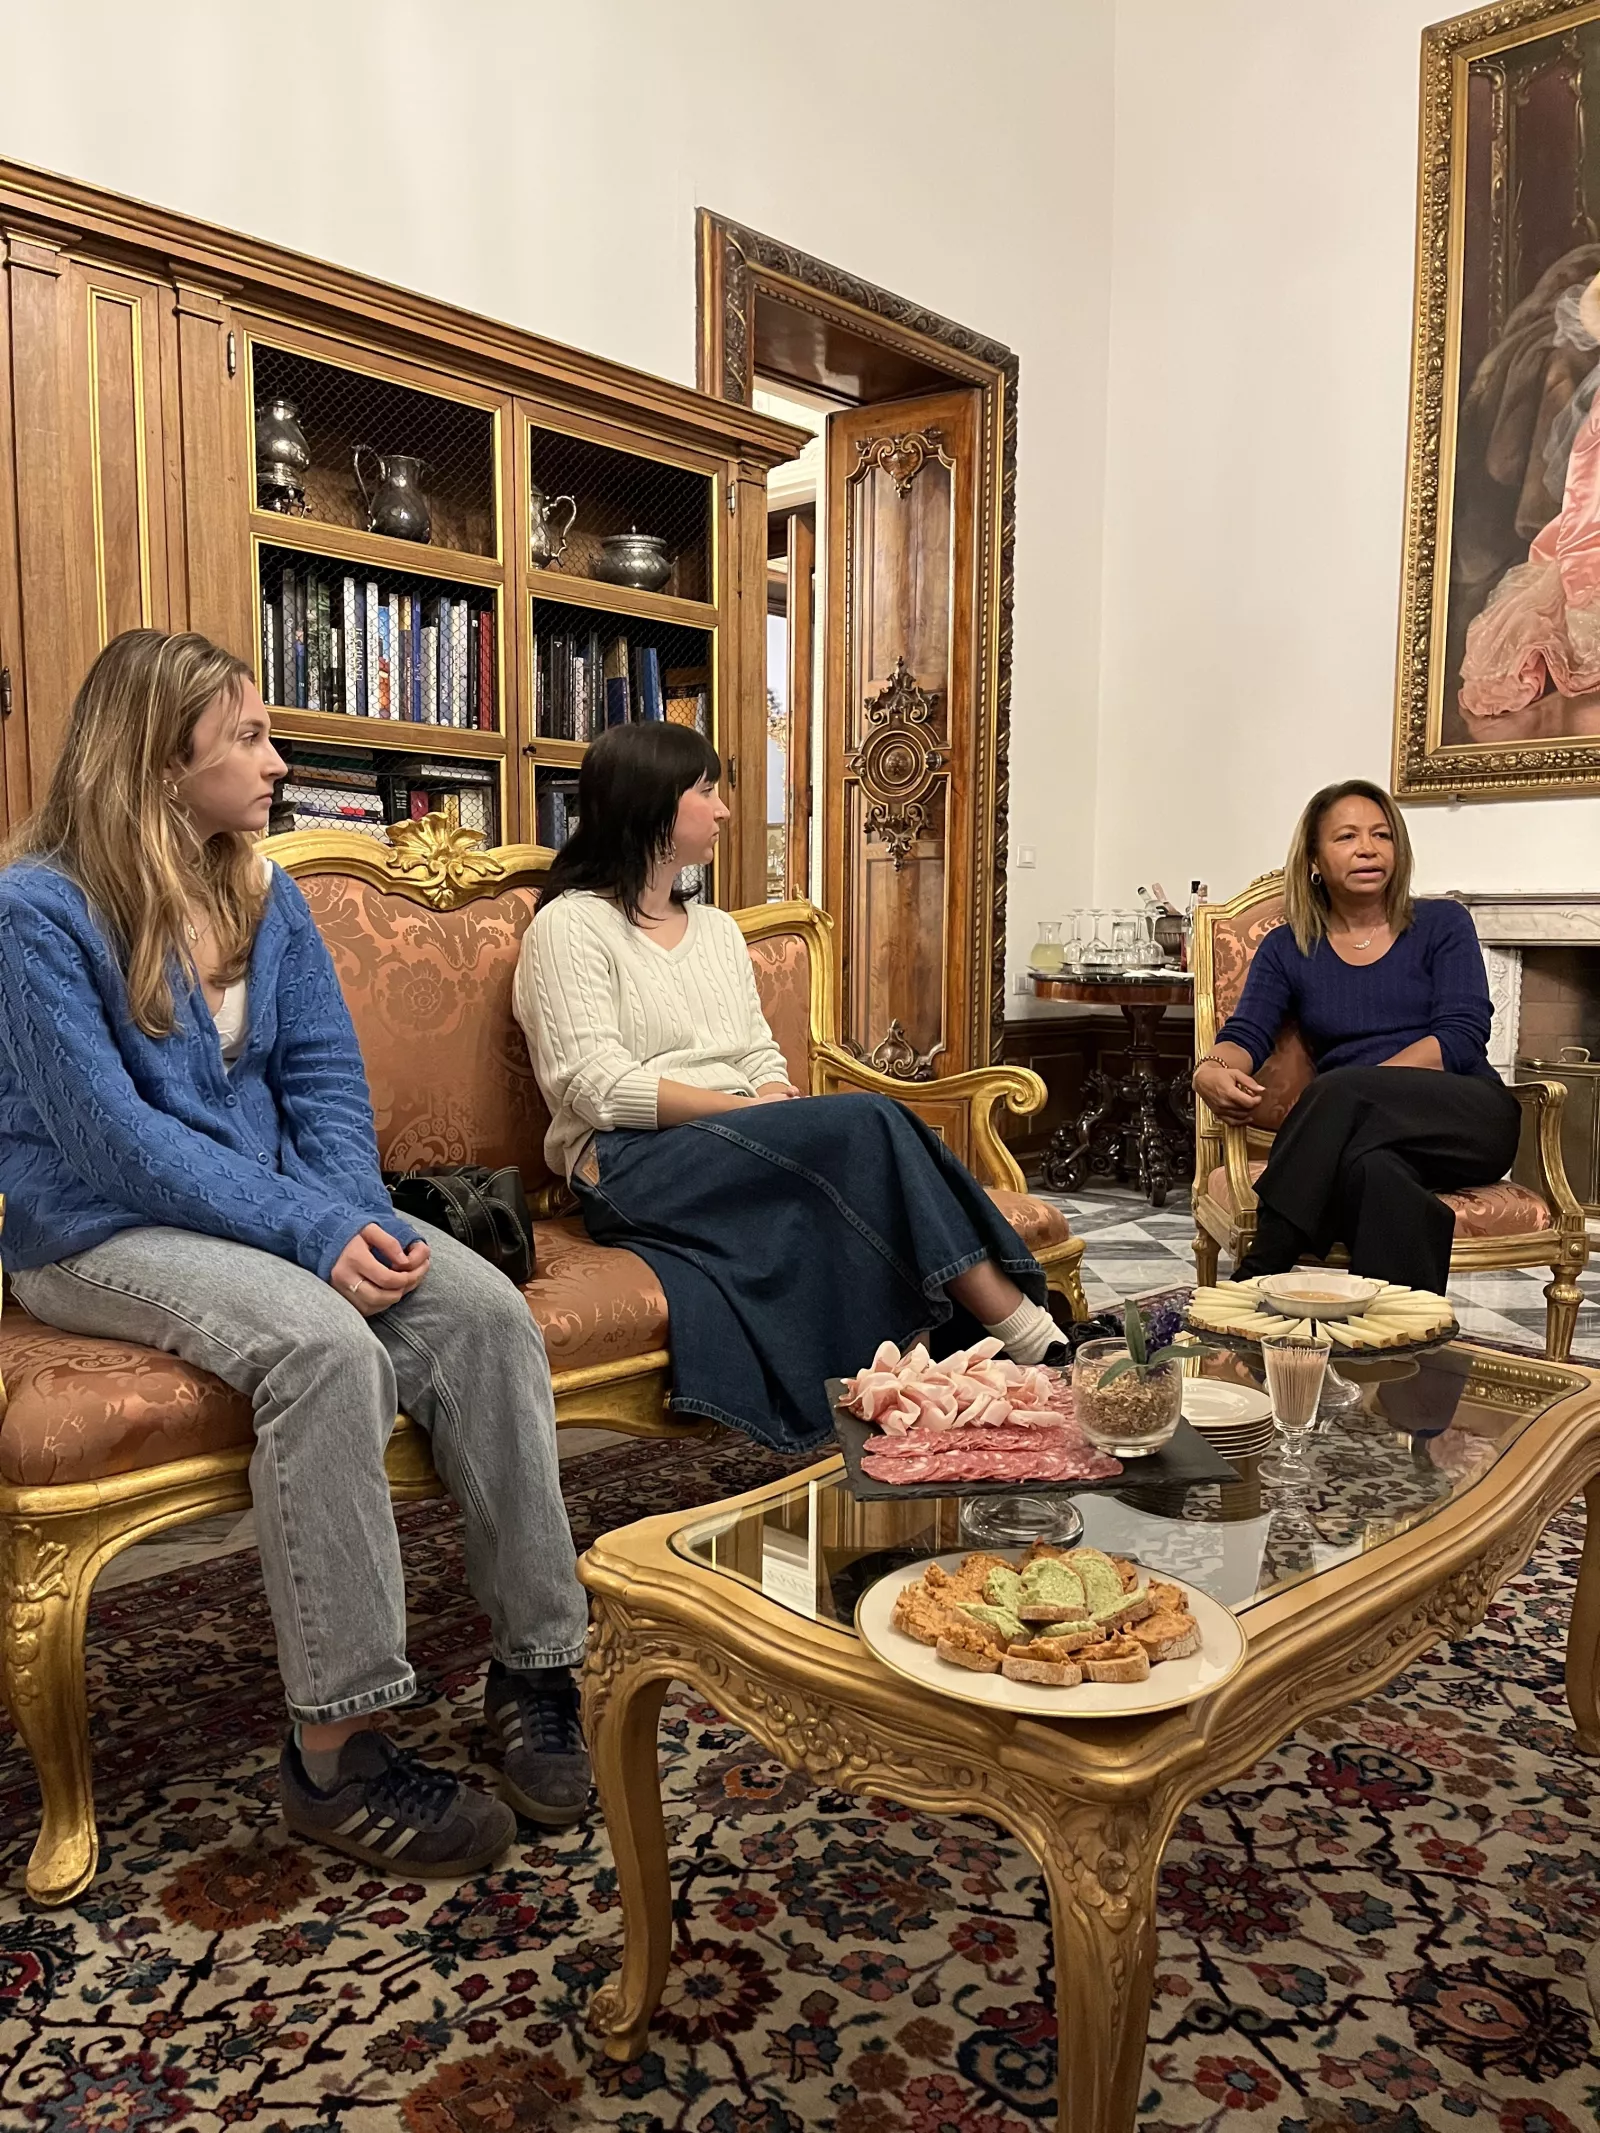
671, 1343, 1589, 1630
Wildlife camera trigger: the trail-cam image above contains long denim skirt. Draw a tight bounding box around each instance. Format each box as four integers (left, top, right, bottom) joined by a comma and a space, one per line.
573, 1091, 1047, 1453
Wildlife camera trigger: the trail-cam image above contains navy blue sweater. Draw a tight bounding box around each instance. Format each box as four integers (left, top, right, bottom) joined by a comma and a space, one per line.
0, 861, 420, 1276
1214, 898, 1497, 1081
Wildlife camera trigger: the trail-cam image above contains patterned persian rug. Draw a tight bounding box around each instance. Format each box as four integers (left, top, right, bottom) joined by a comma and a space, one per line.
1, 1433, 1598, 2131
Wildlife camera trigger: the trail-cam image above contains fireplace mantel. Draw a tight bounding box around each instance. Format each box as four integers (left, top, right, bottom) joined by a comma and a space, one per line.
1450, 894, 1600, 1071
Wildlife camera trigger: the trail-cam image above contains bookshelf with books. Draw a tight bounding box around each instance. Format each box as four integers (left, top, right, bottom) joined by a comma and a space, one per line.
0, 156, 807, 898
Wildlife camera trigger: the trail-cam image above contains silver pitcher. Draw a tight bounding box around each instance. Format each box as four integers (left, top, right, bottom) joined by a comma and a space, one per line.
255, 395, 310, 514
595, 528, 674, 593
353, 447, 432, 543
529, 481, 577, 567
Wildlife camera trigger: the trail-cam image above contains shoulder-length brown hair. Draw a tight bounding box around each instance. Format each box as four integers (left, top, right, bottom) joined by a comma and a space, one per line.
1283, 779, 1415, 954
4, 629, 267, 1035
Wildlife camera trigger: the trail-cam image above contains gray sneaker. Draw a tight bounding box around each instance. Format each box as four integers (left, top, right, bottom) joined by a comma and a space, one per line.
280, 1729, 516, 1876
484, 1662, 592, 1827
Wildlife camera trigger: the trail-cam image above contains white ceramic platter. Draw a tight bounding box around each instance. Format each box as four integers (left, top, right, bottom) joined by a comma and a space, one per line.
856, 1555, 1247, 1719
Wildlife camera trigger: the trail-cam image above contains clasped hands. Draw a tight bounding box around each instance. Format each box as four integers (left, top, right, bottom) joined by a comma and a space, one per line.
330, 1223, 431, 1316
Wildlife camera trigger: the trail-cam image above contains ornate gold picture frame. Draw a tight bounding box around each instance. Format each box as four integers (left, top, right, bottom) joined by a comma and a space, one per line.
1397, 0, 1600, 800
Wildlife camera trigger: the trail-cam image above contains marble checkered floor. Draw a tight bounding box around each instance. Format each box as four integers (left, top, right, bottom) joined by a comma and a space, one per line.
1045, 1180, 1600, 1362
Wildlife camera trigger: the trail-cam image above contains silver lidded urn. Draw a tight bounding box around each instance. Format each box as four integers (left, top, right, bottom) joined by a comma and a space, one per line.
255, 395, 311, 514
594, 528, 674, 592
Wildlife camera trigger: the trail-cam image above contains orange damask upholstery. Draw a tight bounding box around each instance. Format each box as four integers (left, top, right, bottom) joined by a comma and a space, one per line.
1203, 1163, 1553, 1240
524, 1218, 667, 1374
300, 875, 558, 1191
745, 931, 812, 1088
0, 1305, 254, 1486
1207, 890, 1315, 1131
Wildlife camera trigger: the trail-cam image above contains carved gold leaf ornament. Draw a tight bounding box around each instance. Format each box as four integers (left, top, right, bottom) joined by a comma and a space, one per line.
4, 1524, 71, 1704
381, 813, 504, 908
854, 427, 948, 496
841, 1020, 946, 1082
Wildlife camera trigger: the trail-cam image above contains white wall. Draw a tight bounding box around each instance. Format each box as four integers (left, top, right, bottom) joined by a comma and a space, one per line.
1095, 0, 1600, 907
3, 0, 1115, 988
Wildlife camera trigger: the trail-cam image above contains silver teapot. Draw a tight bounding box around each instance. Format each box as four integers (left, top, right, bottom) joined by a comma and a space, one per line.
529, 481, 577, 568
255, 395, 310, 514
595, 528, 674, 593
353, 447, 432, 543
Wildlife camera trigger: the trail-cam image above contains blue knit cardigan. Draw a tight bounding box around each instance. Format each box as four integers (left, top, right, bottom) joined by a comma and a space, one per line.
0, 860, 420, 1277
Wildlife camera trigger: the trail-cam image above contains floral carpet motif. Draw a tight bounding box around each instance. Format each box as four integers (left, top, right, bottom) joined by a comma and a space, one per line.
1, 1436, 1597, 2130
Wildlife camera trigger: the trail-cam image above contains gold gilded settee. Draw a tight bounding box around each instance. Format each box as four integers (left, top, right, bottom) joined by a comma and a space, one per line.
0, 818, 1084, 1905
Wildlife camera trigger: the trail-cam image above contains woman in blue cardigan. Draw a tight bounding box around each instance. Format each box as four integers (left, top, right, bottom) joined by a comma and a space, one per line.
1190, 779, 1519, 1294
0, 630, 589, 1875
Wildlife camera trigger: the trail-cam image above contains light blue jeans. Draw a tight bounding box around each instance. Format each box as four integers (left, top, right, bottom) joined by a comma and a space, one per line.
12, 1218, 589, 1724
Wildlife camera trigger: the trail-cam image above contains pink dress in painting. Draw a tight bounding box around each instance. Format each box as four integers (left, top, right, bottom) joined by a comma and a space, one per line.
1460, 391, 1600, 715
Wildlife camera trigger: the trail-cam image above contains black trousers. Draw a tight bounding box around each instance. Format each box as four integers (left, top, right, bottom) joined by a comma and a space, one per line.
1234, 1066, 1521, 1294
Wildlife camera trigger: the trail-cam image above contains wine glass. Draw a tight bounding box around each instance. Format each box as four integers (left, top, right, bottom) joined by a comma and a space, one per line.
1085, 908, 1109, 961
1110, 911, 1140, 966
1061, 911, 1083, 970
1258, 1329, 1330, 1487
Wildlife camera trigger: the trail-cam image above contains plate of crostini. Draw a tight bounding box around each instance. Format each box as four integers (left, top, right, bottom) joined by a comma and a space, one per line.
855, 1544, 1246, 1718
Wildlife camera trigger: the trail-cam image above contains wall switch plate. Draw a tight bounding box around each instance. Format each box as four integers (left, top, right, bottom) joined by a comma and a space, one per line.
1017, 847, 1037, 868
1013, 972, 1031, 994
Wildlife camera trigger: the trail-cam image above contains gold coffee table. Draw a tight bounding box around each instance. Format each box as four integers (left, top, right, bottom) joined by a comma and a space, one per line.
579, 1343, 1600, 2133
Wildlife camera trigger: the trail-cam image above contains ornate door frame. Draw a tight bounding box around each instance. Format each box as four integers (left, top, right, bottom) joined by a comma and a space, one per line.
696, 210, 1018, 1066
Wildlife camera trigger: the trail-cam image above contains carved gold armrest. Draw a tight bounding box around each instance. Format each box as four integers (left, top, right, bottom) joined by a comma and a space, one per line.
1510, 1077, 1588, 1246
1220, 1119, 1261, 1220
810, 1042, 1046, 1192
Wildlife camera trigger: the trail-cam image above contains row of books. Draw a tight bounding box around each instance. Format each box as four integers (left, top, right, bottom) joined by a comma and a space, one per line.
534, 625, 708, 741
535, 776, 581, 851
270, 750, 499, 843
262, 566, 497, 730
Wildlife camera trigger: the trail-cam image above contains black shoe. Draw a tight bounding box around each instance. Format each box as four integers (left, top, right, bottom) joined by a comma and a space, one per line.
280, 1729, 515, 1876
484, 1661, 592, 1828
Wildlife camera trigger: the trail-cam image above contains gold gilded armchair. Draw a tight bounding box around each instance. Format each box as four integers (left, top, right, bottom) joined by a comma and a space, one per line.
1190, 871, 1588, 1360
0, 819, 1083, 1905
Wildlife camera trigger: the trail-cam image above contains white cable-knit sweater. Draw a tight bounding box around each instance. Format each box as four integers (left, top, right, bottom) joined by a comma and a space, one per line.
514, 891, 792, 1179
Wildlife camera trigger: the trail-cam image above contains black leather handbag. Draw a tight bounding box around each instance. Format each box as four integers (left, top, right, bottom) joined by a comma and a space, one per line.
383, 1165, 536, 1287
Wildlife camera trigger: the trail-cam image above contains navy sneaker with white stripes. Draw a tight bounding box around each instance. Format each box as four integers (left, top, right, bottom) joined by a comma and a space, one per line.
279, 1729, 516, 1876
484, 1661, 591, 1827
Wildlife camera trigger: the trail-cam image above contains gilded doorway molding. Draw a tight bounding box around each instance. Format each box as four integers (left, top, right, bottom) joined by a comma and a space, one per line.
696, 210, 1018, 1065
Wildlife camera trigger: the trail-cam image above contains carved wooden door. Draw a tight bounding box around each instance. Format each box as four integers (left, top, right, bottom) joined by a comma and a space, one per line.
2, 235, 178, 816
823, 388, 982, 1077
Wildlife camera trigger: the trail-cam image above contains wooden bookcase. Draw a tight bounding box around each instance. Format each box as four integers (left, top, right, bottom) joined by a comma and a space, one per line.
0, 160, 804, 903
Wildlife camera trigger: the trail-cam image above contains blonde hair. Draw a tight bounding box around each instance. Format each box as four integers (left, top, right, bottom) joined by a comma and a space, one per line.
1284, 779, 1414, 954
6, 629, 268, 1035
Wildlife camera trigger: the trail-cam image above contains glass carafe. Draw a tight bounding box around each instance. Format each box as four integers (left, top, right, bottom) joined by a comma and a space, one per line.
1028, 920, 1065, 976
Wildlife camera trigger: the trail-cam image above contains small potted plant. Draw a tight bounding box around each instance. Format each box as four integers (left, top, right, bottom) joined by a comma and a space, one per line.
1072, 1300, 1193, 1458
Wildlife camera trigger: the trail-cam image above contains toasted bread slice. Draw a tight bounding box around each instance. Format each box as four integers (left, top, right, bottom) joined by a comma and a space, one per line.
1094, 1589, 1156, 1633
1029, 1620, 1111, 1654
1113, 1556, 1141, 1592
1147, 1580, 1186, 1613
891, 1582, 958, 1648
951, 1552, 1016, 1601
1134, 1608, 1202, 1663
1061, 1549, 1126, 1616
1018, 1602, 1091, 1625
937, 1634, 1002, 1674
1002, 1652, 1083, 1687
1081, 1635, 1152, 1684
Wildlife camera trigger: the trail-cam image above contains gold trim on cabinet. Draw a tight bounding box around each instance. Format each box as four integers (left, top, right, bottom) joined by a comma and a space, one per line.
528, 574, 717, 632
85, 287, 153, 643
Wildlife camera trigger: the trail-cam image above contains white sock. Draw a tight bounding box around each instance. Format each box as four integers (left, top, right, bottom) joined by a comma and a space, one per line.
982, 1297, 1058, 1365
294, 1723, 346, 1791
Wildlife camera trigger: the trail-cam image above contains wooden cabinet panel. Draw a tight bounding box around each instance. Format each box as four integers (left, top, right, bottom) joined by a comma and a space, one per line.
171, 283, 249, 658
2, 237, 174, 812
825, 387, 981, 1074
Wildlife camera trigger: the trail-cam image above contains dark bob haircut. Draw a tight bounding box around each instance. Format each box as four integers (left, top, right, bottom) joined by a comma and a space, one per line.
537, 721, 721, 923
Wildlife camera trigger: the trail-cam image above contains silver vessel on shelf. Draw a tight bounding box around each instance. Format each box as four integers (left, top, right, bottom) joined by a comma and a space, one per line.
529, 481, 578, 567
353, 448, 433, 543
255, 395, 311, 514
594, 528, 673, 593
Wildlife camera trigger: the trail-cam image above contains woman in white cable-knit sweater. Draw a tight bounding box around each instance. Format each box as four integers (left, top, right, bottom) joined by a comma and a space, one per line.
514, 724, 1063, 1452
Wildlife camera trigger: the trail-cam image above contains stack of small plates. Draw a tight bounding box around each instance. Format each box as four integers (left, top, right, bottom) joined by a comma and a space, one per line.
1180, 1379, 1275, 1460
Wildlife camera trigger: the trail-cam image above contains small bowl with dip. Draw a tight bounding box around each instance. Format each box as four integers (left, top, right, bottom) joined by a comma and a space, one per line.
1253, 1271, 1385, 1321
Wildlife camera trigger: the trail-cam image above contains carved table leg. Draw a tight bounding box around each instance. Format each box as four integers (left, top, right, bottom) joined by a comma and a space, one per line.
1, 1512, 103, 1905
1038, 1806, 1162, 2133
582, 1629, 674, 2062
1566, 1474, 1600, 1754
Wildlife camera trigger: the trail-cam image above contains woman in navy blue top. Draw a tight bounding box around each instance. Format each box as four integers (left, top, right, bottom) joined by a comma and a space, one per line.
1191, 779, 1519, 1293
0, 630, 589, 1880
